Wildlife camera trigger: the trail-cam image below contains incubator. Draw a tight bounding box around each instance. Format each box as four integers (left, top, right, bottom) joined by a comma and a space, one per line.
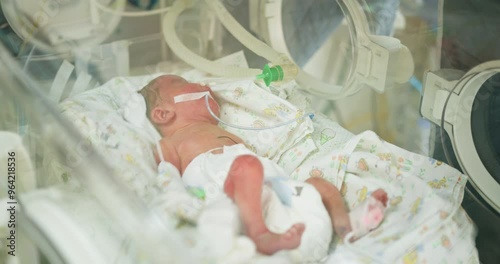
0, 0, 495, 263
419, 1, 500, 262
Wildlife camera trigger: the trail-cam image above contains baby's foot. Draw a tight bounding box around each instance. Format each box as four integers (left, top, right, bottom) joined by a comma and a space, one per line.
348, 189, 388, 240
371, 189, 388, 207
253, 223, 305, 255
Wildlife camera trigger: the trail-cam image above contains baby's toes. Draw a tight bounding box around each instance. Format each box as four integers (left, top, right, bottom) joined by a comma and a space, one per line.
286, 223, 304, 238
292, 223, 305, 235
371, 189, 388, 206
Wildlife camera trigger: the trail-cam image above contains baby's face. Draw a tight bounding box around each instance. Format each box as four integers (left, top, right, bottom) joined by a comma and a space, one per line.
157, 75, 220, 120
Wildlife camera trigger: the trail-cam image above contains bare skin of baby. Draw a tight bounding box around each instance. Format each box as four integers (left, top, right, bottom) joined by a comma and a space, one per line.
140, 75, 388, 255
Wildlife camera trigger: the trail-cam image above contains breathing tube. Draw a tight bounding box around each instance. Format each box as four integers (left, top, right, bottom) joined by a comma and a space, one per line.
162, 0, 352, 98
203, 94, 314, 131
162, 0, 261, 78
173, 90, 314, 130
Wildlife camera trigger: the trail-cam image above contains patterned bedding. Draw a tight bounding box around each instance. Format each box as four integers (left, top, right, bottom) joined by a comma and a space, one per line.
58, 66, 478, 263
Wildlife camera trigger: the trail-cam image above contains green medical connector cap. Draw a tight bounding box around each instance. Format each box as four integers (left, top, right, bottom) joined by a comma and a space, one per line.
256, 64, 284, 86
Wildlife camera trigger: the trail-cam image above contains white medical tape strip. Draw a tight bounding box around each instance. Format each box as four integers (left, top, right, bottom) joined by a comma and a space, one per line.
156, 140, 165, 163
173, 91, 211, 104
49, 60, 74, 102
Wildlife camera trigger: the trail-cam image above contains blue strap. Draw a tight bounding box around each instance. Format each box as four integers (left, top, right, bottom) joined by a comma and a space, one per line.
265, 177, 293, 206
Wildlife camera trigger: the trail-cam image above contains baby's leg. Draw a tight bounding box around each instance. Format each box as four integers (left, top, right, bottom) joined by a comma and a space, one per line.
224, 155, 305, 255
306, 177, 352, 238
305, 177, 388, 240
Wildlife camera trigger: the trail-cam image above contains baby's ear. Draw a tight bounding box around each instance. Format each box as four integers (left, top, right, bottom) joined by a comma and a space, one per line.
151, 107, 175, 125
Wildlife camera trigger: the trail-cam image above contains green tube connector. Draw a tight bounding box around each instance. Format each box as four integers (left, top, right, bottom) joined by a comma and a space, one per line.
256, 64, 285, 87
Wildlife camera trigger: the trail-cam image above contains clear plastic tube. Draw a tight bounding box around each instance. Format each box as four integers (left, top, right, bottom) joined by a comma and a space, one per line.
162, 0, 261, 78
203, 0, 282, 63
157, 0, 353, 97
203, 0, 349, 99
204, 94, 313, 131
157, 0, 357, 98
296, 70, 348, 99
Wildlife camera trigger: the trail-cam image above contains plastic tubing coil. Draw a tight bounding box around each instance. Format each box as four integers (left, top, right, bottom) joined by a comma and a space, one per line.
203, 0, 349, 99
203, 0, 282, 63
162, 0, 260, 78
164, 0, 350, 99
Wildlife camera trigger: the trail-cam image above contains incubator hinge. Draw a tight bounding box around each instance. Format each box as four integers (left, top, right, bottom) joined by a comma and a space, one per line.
420, 70, 464, 127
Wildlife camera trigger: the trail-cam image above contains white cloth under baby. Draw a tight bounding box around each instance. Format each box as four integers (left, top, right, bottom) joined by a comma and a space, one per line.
205, 79, 316, 174
182, 144, 333, 262
182, 144, 290, 200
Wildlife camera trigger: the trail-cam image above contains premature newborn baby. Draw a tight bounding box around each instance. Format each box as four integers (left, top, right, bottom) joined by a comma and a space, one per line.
139, 75, 388, 256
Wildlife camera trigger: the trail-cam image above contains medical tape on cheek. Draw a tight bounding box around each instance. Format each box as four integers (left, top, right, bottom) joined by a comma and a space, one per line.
173, 91, 213, 104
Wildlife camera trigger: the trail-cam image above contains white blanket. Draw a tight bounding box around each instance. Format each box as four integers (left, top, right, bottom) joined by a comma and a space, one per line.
293, 130, 478, 263
59, 52, 478, 263
150, 80, 478, 262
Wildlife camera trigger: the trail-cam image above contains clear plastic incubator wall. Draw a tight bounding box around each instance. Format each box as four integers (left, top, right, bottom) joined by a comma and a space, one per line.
0, 0, 492, 263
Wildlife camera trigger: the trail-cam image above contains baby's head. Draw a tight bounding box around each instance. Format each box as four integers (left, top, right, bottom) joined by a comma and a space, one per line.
139, 75, 220, 133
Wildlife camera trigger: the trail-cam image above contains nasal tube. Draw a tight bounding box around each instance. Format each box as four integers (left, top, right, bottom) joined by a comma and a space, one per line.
204, 94, 313, 131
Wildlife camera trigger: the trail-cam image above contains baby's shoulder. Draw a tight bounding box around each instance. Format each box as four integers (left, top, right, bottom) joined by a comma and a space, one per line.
157, 138, 182, 170
159, 137, 178, 153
